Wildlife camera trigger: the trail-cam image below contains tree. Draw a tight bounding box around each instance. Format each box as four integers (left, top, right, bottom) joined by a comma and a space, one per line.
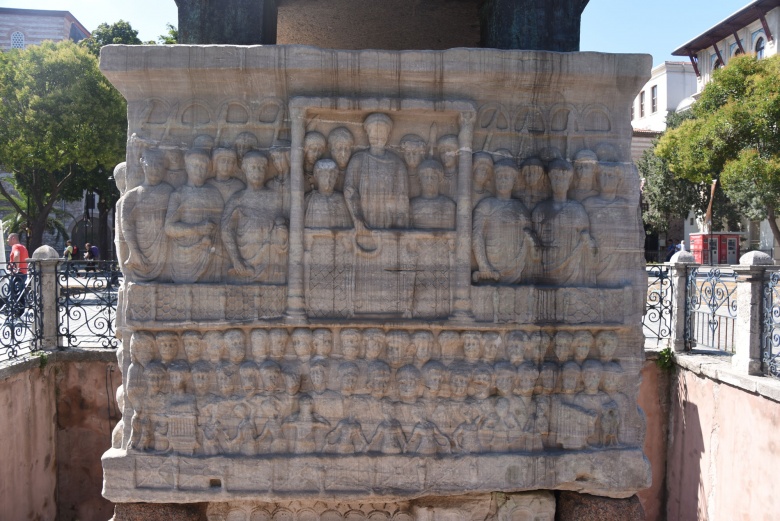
79, 20, 142, 57
638, 111, 741, 234
656, 54, 780, 246
0, 41, 126, 251
158, 23, 179, 44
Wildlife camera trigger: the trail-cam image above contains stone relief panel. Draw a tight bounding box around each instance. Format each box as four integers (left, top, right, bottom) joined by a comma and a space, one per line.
109, 324, 645, 500
102, 47, 652, 503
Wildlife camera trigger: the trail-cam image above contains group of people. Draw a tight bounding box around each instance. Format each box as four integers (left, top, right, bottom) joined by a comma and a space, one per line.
120, 326, 641, 458
63, 240, 100, 275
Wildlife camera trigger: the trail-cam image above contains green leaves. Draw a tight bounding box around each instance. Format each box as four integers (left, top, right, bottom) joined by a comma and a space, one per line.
656, 54, 780, 241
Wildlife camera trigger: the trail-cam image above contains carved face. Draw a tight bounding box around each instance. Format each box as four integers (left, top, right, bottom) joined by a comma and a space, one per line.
397, 369, 420, 401
450, 373, 469, 400
471, 369, 492, 398
192, 369, 211, 395
573, 338, 591, 364
130, 334, 155, 367
506, 334, 525, 365
240, 366, 259, 393
462, 333, 481, 362
147, 366, 167, 394
226, 335, 245, 364
157, 335, 179, 364
601, 367, 621, 393
182, 333, 203, 364
495, 166, 518, 195
185, 154, 210, 186
213, 151, 237, 180
312, 329, 333, 357
597, 332, 619, 361
261, 366, 280, 392
270, 330, 289, 359
582, 366, 602, 393
575, 160, 597, 188
283, 371, 301, 395
314, 166, 338, 195
292, 333, 313, 360
365, 119, 391, 149
368, 368, 390, 397
423, 364, 444, 395
412, 334, 433, 364
270, 149, 290, 177
419, 166, 440, 197
141, 152, 166, 185
516, 364, 538, 395
495, 370, 515, 396
364, 330, 385, 360
598, 165, 620, 196
402, 140, 426, 169
473, 160, 493, 189
217, 368, 235, 396
524, 164, 545, 187
561, 367, 580, 393
304, 137, 326, 171
554, 334, 573, 363
549, 166, 573, 194
438, 141, 458, 169
310, 364, 327, 392
482, 334, 501, 362
329, 138, 353, 170
341, 369, 358, 394
169, 369, 186, 392
341, 334, 361, 361
243, 156, 268, 187
387, 339, 408, 367
250, 330, 270, 360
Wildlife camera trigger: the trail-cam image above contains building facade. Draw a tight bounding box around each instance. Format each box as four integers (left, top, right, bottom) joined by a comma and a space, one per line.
0, 8, 89, 51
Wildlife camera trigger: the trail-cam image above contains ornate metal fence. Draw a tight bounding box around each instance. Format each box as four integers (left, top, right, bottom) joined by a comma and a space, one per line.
762, 271, 780, 378
0, 261, 43, 360
685, 266, 738, 352
643, 265, 673, 345
57, 260, 120, 349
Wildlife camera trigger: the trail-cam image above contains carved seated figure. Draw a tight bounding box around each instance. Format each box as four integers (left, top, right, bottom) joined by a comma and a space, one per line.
221, 151, 289, 283
472, 160, 538, 284
304, 131, 327, 192
572, 360, 611, 447
344, 113, 409, 245
410, 160, 456, 231
532, 158, 597, 286
569, 149, 600, 201
304, 159, 353, 229
400, 134, 427, 198
164, 148, 224, 283
436, 134, 459, 199
121, 148, 174, 281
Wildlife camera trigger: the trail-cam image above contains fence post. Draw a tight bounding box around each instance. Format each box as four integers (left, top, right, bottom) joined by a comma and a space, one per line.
732, 251, 773, 375
668, 250, 697, 352
38, 259, 59, 350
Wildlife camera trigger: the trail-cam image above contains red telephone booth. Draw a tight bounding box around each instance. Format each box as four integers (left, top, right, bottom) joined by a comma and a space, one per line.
689, 232, 741, 265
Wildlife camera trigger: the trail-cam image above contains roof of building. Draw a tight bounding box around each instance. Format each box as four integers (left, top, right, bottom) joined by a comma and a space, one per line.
672, 0, 780, 57
0, 7, 91, 39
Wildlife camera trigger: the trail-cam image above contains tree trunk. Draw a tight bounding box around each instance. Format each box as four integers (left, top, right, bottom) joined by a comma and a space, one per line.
98, 196, 111, 262
28, 215, 48, 254
767, 206, 780, 256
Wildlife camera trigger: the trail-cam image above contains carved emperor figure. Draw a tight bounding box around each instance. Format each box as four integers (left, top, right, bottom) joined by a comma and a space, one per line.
344, 113, 409, 248
121, 148, 174, 281
472, 160, 538, 284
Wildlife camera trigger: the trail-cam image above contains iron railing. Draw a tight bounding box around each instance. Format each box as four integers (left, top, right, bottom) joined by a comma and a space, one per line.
643, 265, 673, 346
57, 260, 121, 349
0, 261, 43, 360
685, 266, 738, 352
762, 271, 780, 378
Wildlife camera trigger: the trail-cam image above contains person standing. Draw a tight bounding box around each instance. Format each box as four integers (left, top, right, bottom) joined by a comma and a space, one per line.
84, 242, 100, 274
63, 240, 74, 261
7, 233, 29, 315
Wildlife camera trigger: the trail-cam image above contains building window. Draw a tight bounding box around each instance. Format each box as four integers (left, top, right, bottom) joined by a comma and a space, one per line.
631, 102, 635, 121
651, 85, 658, 114
756, 37, 765, 59
10, 31, 24, 49
639, 91, 645, 118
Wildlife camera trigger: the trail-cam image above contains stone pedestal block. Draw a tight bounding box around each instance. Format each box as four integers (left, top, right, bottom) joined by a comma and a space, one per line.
555, 492, 644, 521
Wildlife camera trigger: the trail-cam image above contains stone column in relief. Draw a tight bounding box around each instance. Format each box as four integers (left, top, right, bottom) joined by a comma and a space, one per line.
453, 110, 476, 318
286, 106, 307, 318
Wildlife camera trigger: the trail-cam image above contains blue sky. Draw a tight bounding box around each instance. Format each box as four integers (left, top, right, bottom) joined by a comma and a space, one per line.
1, 0, 751, 67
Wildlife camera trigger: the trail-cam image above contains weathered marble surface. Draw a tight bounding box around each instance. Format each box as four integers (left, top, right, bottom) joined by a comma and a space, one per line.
100, 46, 651, 504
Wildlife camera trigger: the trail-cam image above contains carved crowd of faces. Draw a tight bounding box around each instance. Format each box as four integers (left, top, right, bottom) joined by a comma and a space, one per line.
122, 326, 635, 458
118, 133, 291, 285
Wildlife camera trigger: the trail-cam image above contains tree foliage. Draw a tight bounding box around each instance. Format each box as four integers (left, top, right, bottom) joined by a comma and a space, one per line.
158, 23, 179, 44
0, 41, 126, 250
639, 110, 741, 233
79, 20, 142, 57
656, 54, 780, 244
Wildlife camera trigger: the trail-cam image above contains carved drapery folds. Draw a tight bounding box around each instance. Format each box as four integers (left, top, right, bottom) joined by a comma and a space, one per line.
102, 47, 651, 502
